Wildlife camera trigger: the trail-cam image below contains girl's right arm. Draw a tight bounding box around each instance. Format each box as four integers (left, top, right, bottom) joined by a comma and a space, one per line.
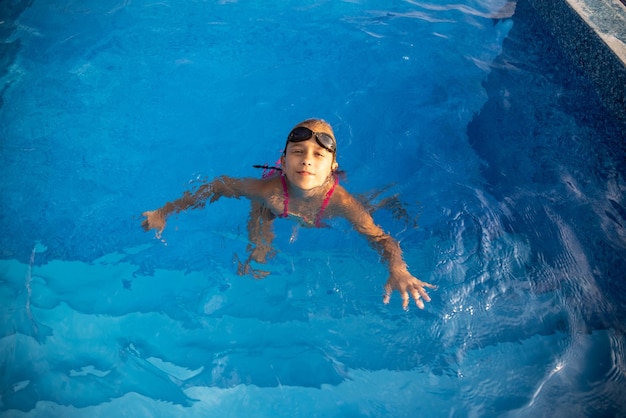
141, 176, 267, 233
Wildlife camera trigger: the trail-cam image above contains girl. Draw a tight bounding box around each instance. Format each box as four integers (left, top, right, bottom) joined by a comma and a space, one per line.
142, 119, 435, 309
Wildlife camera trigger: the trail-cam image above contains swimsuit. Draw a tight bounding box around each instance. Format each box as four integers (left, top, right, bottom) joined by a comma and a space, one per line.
279, 174, 337, 228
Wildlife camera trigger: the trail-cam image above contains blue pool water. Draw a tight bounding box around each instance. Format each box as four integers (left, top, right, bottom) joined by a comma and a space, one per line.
1, 0, 625, 416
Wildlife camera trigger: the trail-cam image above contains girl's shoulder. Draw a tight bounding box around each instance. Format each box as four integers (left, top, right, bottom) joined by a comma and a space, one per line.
331, 183, 355, 200
217, 175, 282, 200
255, 174, 284, 196
329, 184, 364, 212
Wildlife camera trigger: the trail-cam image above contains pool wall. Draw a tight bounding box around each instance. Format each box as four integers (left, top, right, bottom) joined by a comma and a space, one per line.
527, 0, 626, 126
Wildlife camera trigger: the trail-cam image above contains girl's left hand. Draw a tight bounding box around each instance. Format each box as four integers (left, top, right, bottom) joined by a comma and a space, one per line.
384, 269, 436, 310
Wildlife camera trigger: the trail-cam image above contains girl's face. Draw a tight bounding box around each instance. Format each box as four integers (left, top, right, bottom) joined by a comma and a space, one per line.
281, 122, 338, 192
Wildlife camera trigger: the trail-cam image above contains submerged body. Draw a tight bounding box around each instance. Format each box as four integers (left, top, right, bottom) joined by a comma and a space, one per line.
142, 119, 435, 309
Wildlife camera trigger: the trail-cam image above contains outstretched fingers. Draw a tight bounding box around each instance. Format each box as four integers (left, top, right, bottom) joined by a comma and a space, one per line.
383, 285, 420, 310
410, 288, 425, 309
417, 286, 432, 303
402, 291, 412, 310
383, 284, 392, 305
383, 278, 436, 310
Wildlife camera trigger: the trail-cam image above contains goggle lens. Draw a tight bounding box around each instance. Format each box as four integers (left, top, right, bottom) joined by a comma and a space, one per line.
287, 127, 336, 153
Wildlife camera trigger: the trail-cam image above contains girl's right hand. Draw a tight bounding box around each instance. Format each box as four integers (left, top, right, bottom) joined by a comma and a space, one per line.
141, 210, 166, 233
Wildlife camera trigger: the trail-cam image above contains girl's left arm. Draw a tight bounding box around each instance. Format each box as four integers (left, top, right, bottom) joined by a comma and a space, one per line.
335, 190, 436, 310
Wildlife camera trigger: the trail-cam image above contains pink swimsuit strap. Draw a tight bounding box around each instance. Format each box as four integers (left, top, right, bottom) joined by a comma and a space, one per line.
279, 174, 338, 228
315, 174, 337, 227
280, 174, 290, 219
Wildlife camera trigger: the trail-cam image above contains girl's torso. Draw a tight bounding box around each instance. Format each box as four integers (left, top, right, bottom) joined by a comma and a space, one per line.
262, 174, 339, 228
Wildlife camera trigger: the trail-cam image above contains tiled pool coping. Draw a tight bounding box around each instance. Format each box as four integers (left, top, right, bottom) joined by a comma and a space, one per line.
527, 0, 626, 125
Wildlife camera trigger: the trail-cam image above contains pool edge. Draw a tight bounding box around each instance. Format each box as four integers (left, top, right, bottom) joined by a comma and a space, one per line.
526, 0, 626, 126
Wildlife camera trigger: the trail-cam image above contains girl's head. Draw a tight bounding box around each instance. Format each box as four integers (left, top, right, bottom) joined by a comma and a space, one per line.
283, 119, 337, 156
281, 119, 339, 191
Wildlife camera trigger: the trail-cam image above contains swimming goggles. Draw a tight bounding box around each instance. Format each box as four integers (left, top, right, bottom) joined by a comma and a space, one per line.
286, 126, 336, 154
